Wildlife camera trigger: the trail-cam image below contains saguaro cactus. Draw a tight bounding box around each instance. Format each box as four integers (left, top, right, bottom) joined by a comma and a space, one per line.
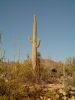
29, 15, 40, 70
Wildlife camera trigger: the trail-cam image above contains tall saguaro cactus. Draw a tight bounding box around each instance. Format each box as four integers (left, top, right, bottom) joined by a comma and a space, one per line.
29, 15, 40, 70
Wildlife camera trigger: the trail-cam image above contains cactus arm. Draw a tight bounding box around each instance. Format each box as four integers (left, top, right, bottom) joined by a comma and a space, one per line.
36, 38, 41, 48
28, 36, 32, 43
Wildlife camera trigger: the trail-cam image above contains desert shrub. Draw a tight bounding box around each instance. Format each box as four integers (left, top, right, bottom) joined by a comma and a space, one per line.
17, 62, 35, 83
0, 66, 3, 74
0, 61, 34, 99
43, 90, 58, 100
6, 79, 29, 100
65, 57, 75, 86
0, 78, 6, 96
0, 95, 8, 100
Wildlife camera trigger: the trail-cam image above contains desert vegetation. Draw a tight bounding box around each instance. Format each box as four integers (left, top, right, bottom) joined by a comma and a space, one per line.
0, 56, 75, 100
0, 15, 75, 99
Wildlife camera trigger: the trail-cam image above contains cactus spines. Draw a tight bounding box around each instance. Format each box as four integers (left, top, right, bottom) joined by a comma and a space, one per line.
29, 15, 40, 70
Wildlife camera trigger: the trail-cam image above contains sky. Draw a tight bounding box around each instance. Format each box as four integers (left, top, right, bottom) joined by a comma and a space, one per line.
0, 0, 75, 62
